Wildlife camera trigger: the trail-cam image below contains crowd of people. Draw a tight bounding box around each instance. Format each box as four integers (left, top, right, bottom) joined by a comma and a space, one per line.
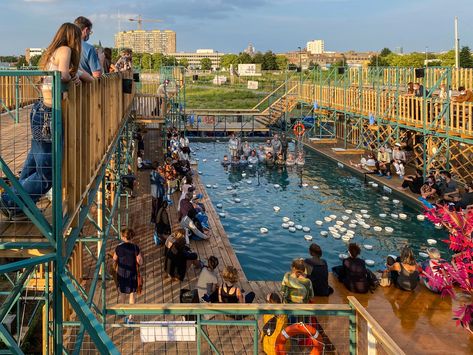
223, 132, 305, 169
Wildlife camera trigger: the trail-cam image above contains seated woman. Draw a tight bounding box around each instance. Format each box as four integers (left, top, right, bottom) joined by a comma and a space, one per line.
332, 243, 369, 294
402, 169, 424, 194
285, 153, 295, 166
387, 245, 419, 291
420, 247, 446, 293
420, 175, 440, 200
392, 143, 406, 178
218, 265, 255, 303
196, 256, 219, 302
164, 230, 202, 281
281, 259, 314, 304
304, 243, 333, 296
247, 150, 259, 164
350, 153, 377, 172
179, 192, 211, 241
178, 175, 194, 212
295, 151, 305, 166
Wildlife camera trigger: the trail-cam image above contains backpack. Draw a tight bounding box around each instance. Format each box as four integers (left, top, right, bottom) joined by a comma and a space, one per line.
366, 269, 380, 292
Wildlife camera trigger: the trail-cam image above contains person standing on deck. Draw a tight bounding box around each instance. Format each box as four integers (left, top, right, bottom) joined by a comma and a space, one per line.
150, 164, 165, 223
157, 79, 169, 118
74, 16, 102, 78
113, 228, 143, 323
0, 23, 91, 220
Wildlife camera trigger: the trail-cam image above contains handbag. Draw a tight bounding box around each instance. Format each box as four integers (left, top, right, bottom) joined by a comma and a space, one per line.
135, 245, 143, 295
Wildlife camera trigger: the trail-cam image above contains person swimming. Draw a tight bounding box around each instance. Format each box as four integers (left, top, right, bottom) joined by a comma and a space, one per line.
257, 145, 266, 163
221, 155, 230, 167
239, 155, 249, 166
247, 150, 259, 164
295, 151, 305, 166
275, 153, 285, 166
265, 152, 274, 167
286, 153, 295, 166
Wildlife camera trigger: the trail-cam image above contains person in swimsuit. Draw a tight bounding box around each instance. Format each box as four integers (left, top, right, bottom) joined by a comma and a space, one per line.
387, 245, 420, 291
218, 265, 255, 304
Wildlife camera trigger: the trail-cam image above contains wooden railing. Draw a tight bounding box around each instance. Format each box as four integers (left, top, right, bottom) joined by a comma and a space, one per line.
346, 67, 473, 90
297, 81, 473, 138
0, 75, 40, 112
61, 72, 134, 220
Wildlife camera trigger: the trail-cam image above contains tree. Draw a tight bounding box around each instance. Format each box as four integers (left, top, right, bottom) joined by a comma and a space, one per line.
111, 48, 120, 63
132, 53, 142, 68
200, 57, 212, 70
141, 53, 152, 70
178, 58, 189, 68
368, 55, 389, 67
220, 54, 238, 69
262, 51, 278, 70
29, 54, 42, 67
308, 61, 319, 70
252, 52, 264, 65
237, 52, 252, 64
276, 55, 289, 70
438, 50, 455, 67
152, 53, 164, 70
424, 206, 473, 333
380, 47, 392, 57
16, 55, 27, 68
460, 46, 473, 68
331, 59, 345, 67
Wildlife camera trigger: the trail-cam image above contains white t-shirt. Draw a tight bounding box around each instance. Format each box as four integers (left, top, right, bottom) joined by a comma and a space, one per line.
196, 267, 218, 300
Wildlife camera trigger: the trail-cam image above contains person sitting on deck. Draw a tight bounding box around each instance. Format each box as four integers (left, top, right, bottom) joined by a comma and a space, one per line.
164, 229, 202, 282
178, 175, 194, 212
295, 151, 305, 166
304, 243, 334, 297
247, 150, 259, 165
163, 157, 178, 202
154, 200, 171, 245
179, 132, 190, 161
420, 175, 440, 200
437, 170, 460, 202
451, 86, 473, 103
281, 259, 314, 304
196, 256, 219, 302
285, 153, 295, 166
218, 265, 255, 304
376, 146, 392, 179
401, 169, 424, 194
386, 245, 420, 291
420, 247, 446, 294
451, 181, 473, 210
332, 243, 370, 294
261, 292, 288, 355
350, 153, 377, 172
230, 155, 241, 168
392, 143, 407, 178
179, 192, 211, 241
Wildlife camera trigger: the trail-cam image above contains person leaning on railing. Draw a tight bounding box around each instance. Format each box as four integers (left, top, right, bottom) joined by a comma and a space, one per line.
74, 16, 102, 78
451, 86, 473, 103
0, 23, 92, 220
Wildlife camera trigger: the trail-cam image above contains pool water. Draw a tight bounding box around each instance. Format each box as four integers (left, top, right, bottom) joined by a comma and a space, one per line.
193, 141, 447, 281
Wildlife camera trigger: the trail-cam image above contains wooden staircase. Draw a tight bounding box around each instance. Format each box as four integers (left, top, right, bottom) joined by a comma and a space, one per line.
253, 82, 299, 126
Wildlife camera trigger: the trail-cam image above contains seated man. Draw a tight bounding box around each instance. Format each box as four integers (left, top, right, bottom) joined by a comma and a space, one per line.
438, 171, 459, 202
179, 192, 210, 241
401, 169, 424, 194
451, 181, 473, 210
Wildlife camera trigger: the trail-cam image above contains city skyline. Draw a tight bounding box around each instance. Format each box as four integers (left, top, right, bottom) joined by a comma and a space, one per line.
1, 0, 473, 55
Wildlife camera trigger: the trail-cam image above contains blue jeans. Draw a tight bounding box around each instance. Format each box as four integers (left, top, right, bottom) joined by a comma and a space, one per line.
2, 101, 53, 210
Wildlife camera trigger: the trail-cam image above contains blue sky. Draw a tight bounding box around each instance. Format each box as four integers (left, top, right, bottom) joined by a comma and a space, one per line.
2, 0, 473, 55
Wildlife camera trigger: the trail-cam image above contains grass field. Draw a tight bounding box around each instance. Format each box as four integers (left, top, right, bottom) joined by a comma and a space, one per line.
185, 85, 268, 109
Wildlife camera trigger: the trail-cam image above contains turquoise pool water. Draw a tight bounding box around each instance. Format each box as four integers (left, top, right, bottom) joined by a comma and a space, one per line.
193, 142, 447, 281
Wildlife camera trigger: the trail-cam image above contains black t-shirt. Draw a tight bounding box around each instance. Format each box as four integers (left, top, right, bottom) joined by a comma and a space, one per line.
305, 258, 331, 296
456, 192, 473, 209
342, 257, 369, 293
411, 176, 424, 193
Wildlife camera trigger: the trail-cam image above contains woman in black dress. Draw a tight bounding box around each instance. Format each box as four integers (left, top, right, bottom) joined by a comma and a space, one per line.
113, 228, 143, 323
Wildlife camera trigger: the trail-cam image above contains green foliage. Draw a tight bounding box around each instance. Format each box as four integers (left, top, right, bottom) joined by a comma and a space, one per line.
132, 52, 142, 68
220, 54, 239, 69
185, 86, 266, 109
460, 46, 473, 68
179, 58, 189, 68
262, 51, 278, 70
252, 52, 264, 65
438, 50, 455, 67
237, 52, 252, 64
383, 52, 425, 67
0, 56, 18, 63
276, 55, 288, 70
29, 54, 42, 66
331, 59, 345, 67
200, 57, 212, 70
308, 61, 319, 70
380, 48, 392, 57
368, 55, 389, 67
16, 55, 27, 67
152, 53, 164, 70
141, 53, 152, 69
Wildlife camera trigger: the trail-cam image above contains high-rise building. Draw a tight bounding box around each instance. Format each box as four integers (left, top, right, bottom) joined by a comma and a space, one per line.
306, 40, 325, 55
114, 30, 176, 54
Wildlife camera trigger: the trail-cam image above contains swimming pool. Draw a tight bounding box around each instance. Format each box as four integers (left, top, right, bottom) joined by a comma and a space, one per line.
193, 141, 447, 281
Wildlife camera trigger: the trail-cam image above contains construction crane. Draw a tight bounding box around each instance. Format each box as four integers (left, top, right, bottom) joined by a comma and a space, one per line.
129, 15, 163, 31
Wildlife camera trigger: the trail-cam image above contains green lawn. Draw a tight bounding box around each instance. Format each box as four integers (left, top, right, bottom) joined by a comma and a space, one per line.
185, 85, 268, 109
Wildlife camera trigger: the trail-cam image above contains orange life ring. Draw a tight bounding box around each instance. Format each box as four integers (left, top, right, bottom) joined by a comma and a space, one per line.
275, 322, 323, 355
293, 122, 306, 136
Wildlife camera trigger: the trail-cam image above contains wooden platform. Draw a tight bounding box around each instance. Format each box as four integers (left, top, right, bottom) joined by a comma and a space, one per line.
331, 147, 366, 155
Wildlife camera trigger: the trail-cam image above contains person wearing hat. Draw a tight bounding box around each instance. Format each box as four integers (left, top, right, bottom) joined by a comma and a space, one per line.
392, 143, 407, 179
420, 247, 446, 293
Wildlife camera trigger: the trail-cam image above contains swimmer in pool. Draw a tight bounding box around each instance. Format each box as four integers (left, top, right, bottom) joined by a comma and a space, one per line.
247, 150, 259, 164
286, 153, 295, 166
295, 151, 305, 166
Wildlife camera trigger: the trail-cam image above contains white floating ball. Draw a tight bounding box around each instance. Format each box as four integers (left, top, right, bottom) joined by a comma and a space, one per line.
417, 214, 425, 221
342, 215, 350, 221
342, 235, 351, 242
227, 186, 233, 190
313, 185, 319, 189
391, 213, 399, 219
324, 217, 332, 222
349, 224, 357, 228
427, 239, 437, 245
282, 217, 290, 223
206, 184, 212, 188
274, 184, 280, 188
202, 159, 207, 162
360, 209, 368, 214
295, 225, 303, 230
393, 199, 400, 204
273, 206, 281, 212
382, 196, 389, 201
372, 183, 378, 187
329, 214, 337, 219
332, 233, 341, 239
289, 227, 296, 233
345, 209, 353, 214
363, 214, 371, 219
302, 183, 309, 187
216, 203, 223, 209
219, 212, 226, 218
336, 220, 344, 226
373, 226, 383, 232
260, 227, 269, 234
364, 244, 373, 250
303, 227, 311, 233
315, 220, 323, 226
399, 213, 407, 220
320, 231, 329, 237
242, 173, 247, 177
247, 180, 252, 184
363, 224, 371, 229
304, 235, 313, 241
435, 223, 442, 230
379, 213, 387, 218
365, 260, 375, 266
385, 226, 394, 233
282, 223, 289, 229
339, 253, 349, 260
234, 198, 241, 203
288, 221, 295, 227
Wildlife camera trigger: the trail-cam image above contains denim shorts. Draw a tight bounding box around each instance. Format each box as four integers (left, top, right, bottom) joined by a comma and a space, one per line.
31, 100, 52, 142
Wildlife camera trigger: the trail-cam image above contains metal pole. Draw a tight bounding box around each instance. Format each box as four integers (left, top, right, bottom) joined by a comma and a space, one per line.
454, 17, 460, 69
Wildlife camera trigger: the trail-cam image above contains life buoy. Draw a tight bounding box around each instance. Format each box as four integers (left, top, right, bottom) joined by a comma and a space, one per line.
275, 322, 323, 355
293, 122, 306, 136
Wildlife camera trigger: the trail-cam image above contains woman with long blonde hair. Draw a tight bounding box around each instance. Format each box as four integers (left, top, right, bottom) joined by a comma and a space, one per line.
0, 23, 90, 220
